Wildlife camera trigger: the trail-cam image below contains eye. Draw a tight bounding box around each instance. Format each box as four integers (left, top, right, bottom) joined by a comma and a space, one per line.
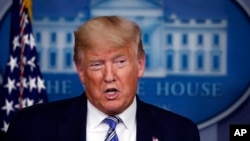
114, 58, 127, 68
89, 62, 103, 71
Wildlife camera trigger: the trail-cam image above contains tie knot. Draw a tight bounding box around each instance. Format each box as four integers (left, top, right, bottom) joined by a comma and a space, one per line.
103, 116, 121, 129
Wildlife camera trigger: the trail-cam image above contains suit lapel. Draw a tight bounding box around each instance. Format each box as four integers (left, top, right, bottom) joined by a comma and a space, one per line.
136, 98, 162, 141
57, 94, 87, 141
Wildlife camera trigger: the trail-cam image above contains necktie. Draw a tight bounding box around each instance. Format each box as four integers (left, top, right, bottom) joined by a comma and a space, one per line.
103, 116, 121, 141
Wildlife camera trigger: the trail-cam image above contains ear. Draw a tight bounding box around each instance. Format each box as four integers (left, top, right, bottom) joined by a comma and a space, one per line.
75, 63, 85, 84
137, 55, 145, 78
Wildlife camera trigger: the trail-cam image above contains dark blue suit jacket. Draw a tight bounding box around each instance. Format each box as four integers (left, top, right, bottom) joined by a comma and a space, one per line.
5, 93, 200, 141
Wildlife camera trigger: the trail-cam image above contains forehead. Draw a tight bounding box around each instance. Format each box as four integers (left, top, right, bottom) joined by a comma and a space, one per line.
87, 35, 135, 52
82, 42, 136, 62
84, 44, 133, 59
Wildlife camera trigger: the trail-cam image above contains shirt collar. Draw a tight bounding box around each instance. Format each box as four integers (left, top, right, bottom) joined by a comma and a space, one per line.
118, 97, 136, 130
87, 100, 107, 129
87, 97, 137, 130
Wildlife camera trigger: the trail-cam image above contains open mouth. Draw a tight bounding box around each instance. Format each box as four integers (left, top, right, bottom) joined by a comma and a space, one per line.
105, 88, 118, 95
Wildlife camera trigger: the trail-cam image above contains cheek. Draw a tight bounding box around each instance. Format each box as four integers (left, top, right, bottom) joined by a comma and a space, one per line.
85, 71, 104, 85
119, 68, 139, 87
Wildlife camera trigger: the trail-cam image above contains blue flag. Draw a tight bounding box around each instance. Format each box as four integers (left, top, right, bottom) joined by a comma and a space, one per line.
0, 0, 48, 133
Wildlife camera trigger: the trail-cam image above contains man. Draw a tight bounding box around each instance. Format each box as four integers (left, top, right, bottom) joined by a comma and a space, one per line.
5, 16, 200, 141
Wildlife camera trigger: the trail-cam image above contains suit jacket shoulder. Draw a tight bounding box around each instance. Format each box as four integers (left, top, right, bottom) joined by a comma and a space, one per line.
5, 94, 87, 141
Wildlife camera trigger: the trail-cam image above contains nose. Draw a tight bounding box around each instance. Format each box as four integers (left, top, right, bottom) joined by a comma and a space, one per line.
104, 63, 115, 83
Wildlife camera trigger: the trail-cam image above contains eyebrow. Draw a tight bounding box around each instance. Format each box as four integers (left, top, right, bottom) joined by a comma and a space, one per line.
88, 59, 104, 64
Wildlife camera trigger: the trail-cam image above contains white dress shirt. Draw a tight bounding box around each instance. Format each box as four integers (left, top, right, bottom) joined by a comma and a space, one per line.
86, 98, 137, 141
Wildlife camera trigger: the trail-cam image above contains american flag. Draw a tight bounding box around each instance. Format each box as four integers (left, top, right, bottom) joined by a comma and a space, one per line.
0, 0, 48, 133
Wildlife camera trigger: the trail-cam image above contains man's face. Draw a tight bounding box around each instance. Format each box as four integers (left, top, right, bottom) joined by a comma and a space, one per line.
76, 38, 145, 115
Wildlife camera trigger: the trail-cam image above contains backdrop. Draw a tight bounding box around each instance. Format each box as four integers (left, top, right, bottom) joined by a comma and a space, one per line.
1, 0, 250, 141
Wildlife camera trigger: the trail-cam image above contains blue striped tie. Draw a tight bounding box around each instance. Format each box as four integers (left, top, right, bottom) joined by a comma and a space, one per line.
104, 116, 121, 141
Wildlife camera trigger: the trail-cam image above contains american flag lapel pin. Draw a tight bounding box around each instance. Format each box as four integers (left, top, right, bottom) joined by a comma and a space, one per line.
152, 136, 159, 141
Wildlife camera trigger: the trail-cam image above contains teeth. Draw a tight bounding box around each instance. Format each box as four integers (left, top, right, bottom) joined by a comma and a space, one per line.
107, 91, 115, 95
106, 88, 117, 95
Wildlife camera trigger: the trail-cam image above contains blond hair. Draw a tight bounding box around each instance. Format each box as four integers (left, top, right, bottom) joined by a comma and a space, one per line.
73, 16, 144, 63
